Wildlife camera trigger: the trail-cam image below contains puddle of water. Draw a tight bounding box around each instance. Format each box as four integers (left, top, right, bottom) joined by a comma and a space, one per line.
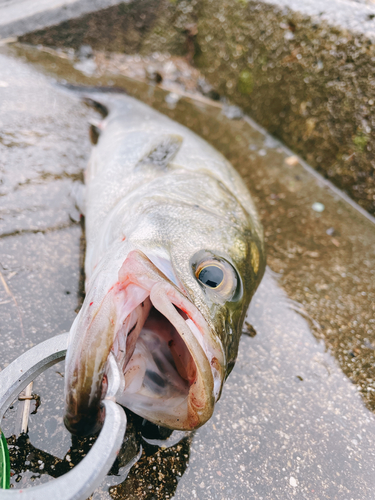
0, 44, 375, 498
174, 270, 375, 499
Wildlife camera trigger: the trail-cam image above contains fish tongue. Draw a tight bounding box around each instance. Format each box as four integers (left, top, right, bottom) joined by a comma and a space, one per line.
149, 282, 215, 429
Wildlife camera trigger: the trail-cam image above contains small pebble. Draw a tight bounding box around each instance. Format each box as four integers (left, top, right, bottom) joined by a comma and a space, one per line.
263, 135, 279, 148
312, 202, 325, 212
285, 155, 299, 166
289, 476, 298, 487
74, 59, 97, 76
78, 44, 93, 60
326, 227, 335, 236
165, 92, 180, 108
222, 104, 244, 120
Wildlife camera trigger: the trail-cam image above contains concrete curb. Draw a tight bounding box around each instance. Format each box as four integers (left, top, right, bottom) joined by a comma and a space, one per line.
261, 0, 375, 40
193, 0, 375, 216
0, 0, 129, 38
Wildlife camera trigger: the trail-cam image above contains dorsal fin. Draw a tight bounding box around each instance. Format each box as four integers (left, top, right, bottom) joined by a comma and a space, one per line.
138, 135, 183, 169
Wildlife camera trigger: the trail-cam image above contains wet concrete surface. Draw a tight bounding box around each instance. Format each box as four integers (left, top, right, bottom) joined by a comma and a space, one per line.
0, 52, 90, 355
0, 45, 375, 498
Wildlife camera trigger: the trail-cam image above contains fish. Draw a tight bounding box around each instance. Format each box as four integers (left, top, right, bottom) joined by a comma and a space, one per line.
63, 92, 265, 436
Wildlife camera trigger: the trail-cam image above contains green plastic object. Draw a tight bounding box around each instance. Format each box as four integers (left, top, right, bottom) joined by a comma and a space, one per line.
0, 428, 10, 489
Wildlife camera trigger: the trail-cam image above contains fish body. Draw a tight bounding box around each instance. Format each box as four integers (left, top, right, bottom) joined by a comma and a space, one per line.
64, 93, 265, 436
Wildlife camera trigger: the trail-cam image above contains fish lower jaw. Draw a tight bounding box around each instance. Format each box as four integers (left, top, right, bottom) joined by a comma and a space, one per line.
109, 282, 222, 431
64, 250, 224, 435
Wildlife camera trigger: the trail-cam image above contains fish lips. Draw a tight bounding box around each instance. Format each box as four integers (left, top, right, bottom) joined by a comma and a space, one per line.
64, 250, 225, 436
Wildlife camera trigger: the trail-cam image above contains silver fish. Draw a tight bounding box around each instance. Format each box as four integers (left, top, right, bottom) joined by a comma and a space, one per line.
64, 93, 265, 436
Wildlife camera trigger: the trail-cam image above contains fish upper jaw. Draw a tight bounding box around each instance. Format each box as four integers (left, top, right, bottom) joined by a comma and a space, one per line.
64, 250, 225, 436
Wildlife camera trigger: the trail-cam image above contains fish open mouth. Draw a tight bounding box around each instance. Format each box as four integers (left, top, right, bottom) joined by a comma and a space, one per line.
64, 250, 224, 436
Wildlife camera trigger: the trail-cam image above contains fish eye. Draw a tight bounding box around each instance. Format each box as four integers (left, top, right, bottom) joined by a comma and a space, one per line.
197, 265, 224, 288
194, 257, 238, 300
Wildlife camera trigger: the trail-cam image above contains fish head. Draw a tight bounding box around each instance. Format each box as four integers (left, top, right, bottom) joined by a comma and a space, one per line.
150, 175, 266, 387
64, 176, 265, 436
